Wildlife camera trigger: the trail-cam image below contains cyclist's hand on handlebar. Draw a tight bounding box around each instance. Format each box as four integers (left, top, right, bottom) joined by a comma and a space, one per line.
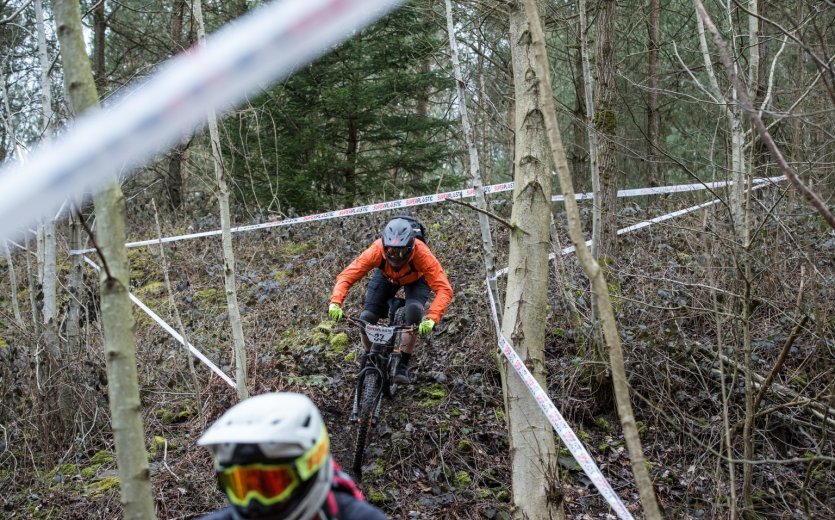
418, 318, 435, 335
328, 303, 344, 322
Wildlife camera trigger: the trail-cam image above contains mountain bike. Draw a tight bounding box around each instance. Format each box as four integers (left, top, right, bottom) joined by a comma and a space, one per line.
346, 300, 412, 479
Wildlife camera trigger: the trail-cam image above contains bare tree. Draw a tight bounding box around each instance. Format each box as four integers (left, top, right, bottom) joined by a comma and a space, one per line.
500, 2, 565, 518
444, 0, 500, 315
520, 0, 662, 516
193, 0, 249, 401
52, 1, 156, 517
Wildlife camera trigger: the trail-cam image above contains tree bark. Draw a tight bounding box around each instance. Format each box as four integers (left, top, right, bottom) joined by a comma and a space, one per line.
193, 0, 249, 401
647, 0, 661, 186
53, 1, 156, 518
520, 0, 662, 517
593, 0, 618, 259
502, 3, 564, 518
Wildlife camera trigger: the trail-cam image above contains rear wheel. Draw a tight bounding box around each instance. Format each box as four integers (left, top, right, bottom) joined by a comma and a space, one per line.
352, 371, 379, 478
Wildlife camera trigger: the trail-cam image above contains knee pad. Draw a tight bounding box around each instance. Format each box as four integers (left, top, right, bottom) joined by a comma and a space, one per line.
404, 302, 423, 325
359, 309, 380, 324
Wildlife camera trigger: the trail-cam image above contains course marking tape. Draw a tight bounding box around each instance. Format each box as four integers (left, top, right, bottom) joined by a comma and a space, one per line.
554, 176, 782, 202
484, 279, 634, 520
69, 177, 780, 255
82, 256, 237, 389
70, 182, 516, 254
494, 177, 786, 278
0, 0, 406, 243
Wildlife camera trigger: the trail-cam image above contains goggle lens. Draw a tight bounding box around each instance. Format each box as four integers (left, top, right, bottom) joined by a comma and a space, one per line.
385, 246, 409, 260
218, 464, 298, 506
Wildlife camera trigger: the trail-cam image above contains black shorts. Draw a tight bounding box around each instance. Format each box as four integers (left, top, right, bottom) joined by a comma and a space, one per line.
362, 269, 431, 325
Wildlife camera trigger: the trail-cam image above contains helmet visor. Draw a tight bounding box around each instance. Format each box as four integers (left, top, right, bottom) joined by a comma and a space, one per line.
384, 246, 410, 266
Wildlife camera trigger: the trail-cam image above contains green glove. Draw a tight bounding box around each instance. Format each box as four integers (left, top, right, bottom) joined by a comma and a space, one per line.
328, 303, 343, 322
418, 318, 435, 335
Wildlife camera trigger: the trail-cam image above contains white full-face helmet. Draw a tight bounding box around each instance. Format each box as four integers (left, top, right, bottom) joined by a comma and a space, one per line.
198, 393, 334, 519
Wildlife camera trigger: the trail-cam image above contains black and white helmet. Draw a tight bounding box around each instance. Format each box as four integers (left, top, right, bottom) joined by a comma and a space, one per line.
381, 217, 416, 269
198, 393, 333, 520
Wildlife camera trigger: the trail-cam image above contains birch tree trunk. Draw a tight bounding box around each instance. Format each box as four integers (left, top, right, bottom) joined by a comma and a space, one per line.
444, 0, 499, 316
0, 69, 24, 329
193, 0, 249, 401
578, 0, 601, 260
520, 0, 662, 516
52, 1, 156, 518
35, 0, 63, 417
502, 3, 564, 518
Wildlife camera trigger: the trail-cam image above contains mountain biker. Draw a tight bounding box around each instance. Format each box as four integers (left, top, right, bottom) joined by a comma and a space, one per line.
328, 216, 453, 384
197, 392, 387, 520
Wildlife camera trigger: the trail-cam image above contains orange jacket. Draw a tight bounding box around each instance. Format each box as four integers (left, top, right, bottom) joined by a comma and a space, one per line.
330, 239, 453, 323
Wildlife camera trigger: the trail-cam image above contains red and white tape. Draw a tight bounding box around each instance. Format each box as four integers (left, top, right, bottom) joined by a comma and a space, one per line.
485, 279, 634, 520
70, 177, 781, 255
83, 256, 237, 389
70, 182, 515, 254
494, 176, 785, 277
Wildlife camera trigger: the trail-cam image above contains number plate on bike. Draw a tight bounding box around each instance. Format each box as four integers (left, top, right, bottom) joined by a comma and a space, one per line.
365, 324, 395, 343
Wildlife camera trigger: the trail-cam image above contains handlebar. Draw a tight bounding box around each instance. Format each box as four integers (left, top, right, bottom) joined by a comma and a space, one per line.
346, 316, 415, 333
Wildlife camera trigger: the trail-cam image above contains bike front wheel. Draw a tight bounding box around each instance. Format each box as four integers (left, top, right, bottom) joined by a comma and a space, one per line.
352, 371, 380, 478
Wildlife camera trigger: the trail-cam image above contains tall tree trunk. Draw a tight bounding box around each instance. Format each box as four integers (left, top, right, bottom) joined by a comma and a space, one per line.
593, 0, 618, 259
739, 2, 760, 513
578, 0, 601, 258
444, 0, 499, 317
193, 0, 249, 401
166, 0, 189, 211
646, 0, 661, 186
93, 0, 106, 90
0, 69, 25, 329
571, 39, 587, 188
520, 0, 662, 516
1, 240, 23, 327
35, 0, 65, 431
52, 1, 156, 518
502, 3, 564, 519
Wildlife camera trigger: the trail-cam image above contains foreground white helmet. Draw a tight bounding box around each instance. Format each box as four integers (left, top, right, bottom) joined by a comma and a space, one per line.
198, 392, 334, 520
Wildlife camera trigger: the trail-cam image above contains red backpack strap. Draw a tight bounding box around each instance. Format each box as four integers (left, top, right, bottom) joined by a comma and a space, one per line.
331, 461, 365, 501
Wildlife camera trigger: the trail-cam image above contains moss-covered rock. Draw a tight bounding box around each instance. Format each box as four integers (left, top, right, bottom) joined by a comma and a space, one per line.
455, 470, 472, 487
86, 476, 120, 498
594, 416, 613, 433
456, 439, 473, 453
195, 288, 220, 304
46, 463, 78, 482
371, 459, 386, 478
136, 281, 166, 299
366, 488, 388, 504
281, 242, 311, 255
417, 383, 447, 407
155, 408, 175, 425
329, 332, 349, 352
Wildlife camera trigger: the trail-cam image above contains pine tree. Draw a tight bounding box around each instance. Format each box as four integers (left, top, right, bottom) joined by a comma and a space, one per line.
224, 3, 453, 213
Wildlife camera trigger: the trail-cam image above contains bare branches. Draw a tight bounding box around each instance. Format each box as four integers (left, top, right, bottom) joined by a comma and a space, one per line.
693, 0, 835, 232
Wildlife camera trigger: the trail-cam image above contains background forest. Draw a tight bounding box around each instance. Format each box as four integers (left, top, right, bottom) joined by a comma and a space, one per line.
0, 0, 833, 519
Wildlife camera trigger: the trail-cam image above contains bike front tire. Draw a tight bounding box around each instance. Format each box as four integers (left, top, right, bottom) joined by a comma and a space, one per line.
352, 371, 380, 478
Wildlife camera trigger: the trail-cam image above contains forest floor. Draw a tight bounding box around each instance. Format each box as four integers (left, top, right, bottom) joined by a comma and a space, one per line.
1, 192, 833, 519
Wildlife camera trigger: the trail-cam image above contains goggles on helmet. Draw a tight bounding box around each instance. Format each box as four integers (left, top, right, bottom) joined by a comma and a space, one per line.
217, 427, 329, 508
384, 246, 411, 263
